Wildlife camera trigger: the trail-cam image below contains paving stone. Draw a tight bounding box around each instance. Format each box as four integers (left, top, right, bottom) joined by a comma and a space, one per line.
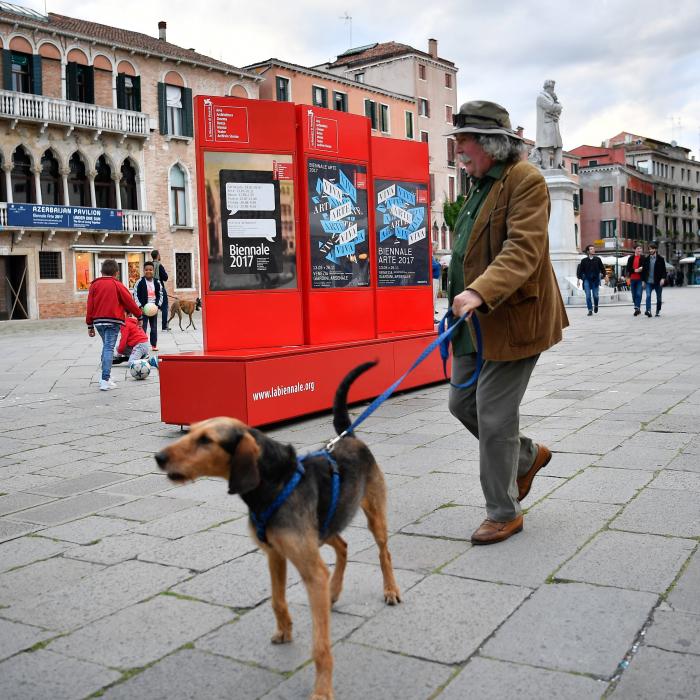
6, 492, 129, 526
173, 552, 299, 609
287, 561, 423, 617
611, 646, 700, 699
611, 488, 700, 538
401, 504, 484, 540
667, 549, 700, 614
645, 610, 700, 655
0, 649, 121, 700
160, 479, 245, 510
0, 556, 102, 606
381, 446, 464, 477
0, 519, 39, 542
3, 559, 190, 631
0, 473, 64, 493
197, 603, 361, 672
100, 648, 282, 700
444, 499, 618, 587
550, 466, 653, 503
0, 619, 54, 662
543, 451, 598, 477
596, 444, 678, 470
552, 432, 626, 454
644, 414, 700, 433
263, 641, 452, 700
138, 530, 257, 571
624, 431, 693, 451
439, 656, 605, 700
99, 473, 175, 496
100, 495, 201, 521
482, 582, 657, 677
50, 594, 234, 668
37, 515, 135, 544
0, 492, 55, 516
30, 471, 129, 497
350, 573, 529, 664
556, 531, 694, 592
133, 506, 241, 539
649, 469, 700, 492
352, 532, 469, 573
666, 452, 700, 473
0, 536, 68, 573
63, 533, 168, 565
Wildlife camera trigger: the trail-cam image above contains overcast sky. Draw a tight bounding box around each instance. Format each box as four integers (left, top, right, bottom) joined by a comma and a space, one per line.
28, 0, 700, 157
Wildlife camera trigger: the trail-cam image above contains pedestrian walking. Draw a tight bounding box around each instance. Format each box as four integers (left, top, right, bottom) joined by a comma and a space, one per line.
642, 242, 666, 317
625, 244, 645, 316
151, 249, 170, 331
446, 100, 569, 545
133, 261, 163, 350
85, 259, 142, 391
576, 245, 606, 316
432, 243, 442, 321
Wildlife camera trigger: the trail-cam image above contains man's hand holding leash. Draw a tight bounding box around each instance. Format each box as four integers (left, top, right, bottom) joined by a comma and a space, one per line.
452, 288, 484, 319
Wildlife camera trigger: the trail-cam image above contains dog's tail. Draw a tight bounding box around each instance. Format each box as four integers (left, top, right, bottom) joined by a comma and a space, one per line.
333, 361, 377, 436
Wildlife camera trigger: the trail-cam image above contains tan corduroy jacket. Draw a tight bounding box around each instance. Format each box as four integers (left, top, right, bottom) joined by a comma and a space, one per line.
464, 160, 569, 361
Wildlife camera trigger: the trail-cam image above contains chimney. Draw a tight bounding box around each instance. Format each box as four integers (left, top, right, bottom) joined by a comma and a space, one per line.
428, 38, 437, 58
158, 21, 167, 41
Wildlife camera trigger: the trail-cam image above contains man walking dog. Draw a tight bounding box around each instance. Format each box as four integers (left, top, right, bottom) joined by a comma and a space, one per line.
446, 100, 568, 544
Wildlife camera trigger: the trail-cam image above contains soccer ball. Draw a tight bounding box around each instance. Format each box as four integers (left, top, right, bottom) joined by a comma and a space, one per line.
129, 359, 151, 380
143, 302, 158, 317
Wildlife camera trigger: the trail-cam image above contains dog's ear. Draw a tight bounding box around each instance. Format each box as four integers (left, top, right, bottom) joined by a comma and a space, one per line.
220, 427, 261, 495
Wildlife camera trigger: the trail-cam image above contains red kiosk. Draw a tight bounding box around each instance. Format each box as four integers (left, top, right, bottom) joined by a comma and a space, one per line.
159, 96, 447, 427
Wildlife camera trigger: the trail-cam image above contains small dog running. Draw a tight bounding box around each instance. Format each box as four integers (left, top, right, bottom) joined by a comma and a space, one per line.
167, 297, 201, 330
155, 362, 400, 700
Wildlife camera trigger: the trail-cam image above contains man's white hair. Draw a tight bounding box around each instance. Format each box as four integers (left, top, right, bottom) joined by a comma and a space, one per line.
473, 134, 526, 164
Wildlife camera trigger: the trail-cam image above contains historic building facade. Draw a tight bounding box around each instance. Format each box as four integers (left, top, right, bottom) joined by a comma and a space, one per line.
0, 4, 260, 319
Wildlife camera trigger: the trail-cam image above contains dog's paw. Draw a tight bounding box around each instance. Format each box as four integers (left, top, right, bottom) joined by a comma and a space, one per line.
271, 629, 292, 644
384, 588, 401, 605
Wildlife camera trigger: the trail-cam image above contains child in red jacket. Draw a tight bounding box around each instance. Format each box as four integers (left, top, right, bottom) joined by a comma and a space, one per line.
117, 315, 152, 367
86, 259, 142, 391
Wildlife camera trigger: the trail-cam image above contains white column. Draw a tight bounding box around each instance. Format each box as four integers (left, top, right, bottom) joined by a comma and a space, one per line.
60, 167, 70, 205
112, 173, 122, 209
88, 169, 97, 207
32, 166, 42, 205
2, 164, 13, 203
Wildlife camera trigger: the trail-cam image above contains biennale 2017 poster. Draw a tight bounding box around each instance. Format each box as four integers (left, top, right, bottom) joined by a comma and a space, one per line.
307, 159, 370, 289
375, 180, 430, 287
203, 151, 297, 292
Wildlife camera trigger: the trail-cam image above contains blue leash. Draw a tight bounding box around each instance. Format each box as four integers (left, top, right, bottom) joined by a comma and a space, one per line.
249, 312, 483, 543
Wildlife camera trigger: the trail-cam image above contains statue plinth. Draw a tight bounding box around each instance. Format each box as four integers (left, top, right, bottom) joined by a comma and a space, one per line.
543, 169, 581, 299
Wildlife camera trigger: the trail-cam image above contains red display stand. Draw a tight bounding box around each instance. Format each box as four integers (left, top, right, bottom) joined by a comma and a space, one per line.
159, 96, 447, 428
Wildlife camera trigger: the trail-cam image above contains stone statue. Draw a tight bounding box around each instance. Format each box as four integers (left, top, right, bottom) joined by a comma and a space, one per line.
531, 79, 563, 170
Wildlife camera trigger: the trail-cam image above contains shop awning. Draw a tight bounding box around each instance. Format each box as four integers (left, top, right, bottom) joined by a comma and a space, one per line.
70, 245, 153, 253
678, 256, 696, 264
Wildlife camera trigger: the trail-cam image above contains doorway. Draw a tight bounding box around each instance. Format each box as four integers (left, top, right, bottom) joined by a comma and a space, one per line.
0, 255, 29, 320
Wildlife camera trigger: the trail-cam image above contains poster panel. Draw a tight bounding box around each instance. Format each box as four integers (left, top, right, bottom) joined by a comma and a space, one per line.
307, 159, 369, 289
203, 152, 296, 291
375, 180, 430, 287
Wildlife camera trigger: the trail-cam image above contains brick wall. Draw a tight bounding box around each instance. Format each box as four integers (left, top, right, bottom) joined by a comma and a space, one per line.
41, 58, 62, 99
94, 68, 112, 108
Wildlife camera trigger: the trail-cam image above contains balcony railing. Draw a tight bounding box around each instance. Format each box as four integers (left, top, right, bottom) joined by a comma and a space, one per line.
0, 89, 149, 137
0, 203, 156, 233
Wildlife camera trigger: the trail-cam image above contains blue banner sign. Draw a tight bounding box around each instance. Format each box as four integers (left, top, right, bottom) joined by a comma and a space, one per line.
6, 204, 124, 230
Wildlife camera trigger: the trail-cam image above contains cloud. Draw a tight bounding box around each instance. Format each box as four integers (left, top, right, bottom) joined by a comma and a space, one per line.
26, 0, 700, 154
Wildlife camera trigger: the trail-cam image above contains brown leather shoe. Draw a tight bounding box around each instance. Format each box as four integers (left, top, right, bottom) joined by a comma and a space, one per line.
517, 444, 552, 502
471, 514, 523, 545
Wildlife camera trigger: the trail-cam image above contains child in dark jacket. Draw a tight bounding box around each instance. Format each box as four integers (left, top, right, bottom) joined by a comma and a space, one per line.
86, 259, 142, 391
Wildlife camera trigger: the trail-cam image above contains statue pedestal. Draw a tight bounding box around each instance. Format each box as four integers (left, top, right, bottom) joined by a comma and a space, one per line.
543, 168, 581, 300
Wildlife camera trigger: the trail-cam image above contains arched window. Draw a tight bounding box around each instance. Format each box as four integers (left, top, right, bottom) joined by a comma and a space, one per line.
68, 153, 88, 206
11, 146, 35, 203
169, 164, 187, 225
120, 160, 138, 210
40, 150, 62, 205
94, 155, 116, 209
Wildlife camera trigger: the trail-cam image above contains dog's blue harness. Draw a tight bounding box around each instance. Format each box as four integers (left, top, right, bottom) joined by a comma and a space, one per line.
250, 450, 340, 544
249, 312, 481, 544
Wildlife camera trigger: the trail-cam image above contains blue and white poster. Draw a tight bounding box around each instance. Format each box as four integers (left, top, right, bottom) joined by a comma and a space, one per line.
375, 179, 429, 287
307, 159, 369, 289
6, 204, 124, 230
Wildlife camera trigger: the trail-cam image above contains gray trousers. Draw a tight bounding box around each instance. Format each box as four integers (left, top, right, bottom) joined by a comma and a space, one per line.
449, 352, 540, 521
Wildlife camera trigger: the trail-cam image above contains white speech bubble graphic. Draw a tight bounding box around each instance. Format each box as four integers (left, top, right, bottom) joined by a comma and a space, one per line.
389, 204, 413, 225
408, 227, 426, 246
329, 201, 352, 221
338, 223, 358, 245
227, 218, 277, 242
225, 182, 275, 216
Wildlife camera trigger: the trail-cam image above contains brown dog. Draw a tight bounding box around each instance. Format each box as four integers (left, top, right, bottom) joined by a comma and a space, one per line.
155, 362, 400, 700
167, 297, 201, 330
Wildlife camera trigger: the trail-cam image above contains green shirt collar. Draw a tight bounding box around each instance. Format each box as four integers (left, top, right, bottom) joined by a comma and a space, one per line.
474, 162, 506, 186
